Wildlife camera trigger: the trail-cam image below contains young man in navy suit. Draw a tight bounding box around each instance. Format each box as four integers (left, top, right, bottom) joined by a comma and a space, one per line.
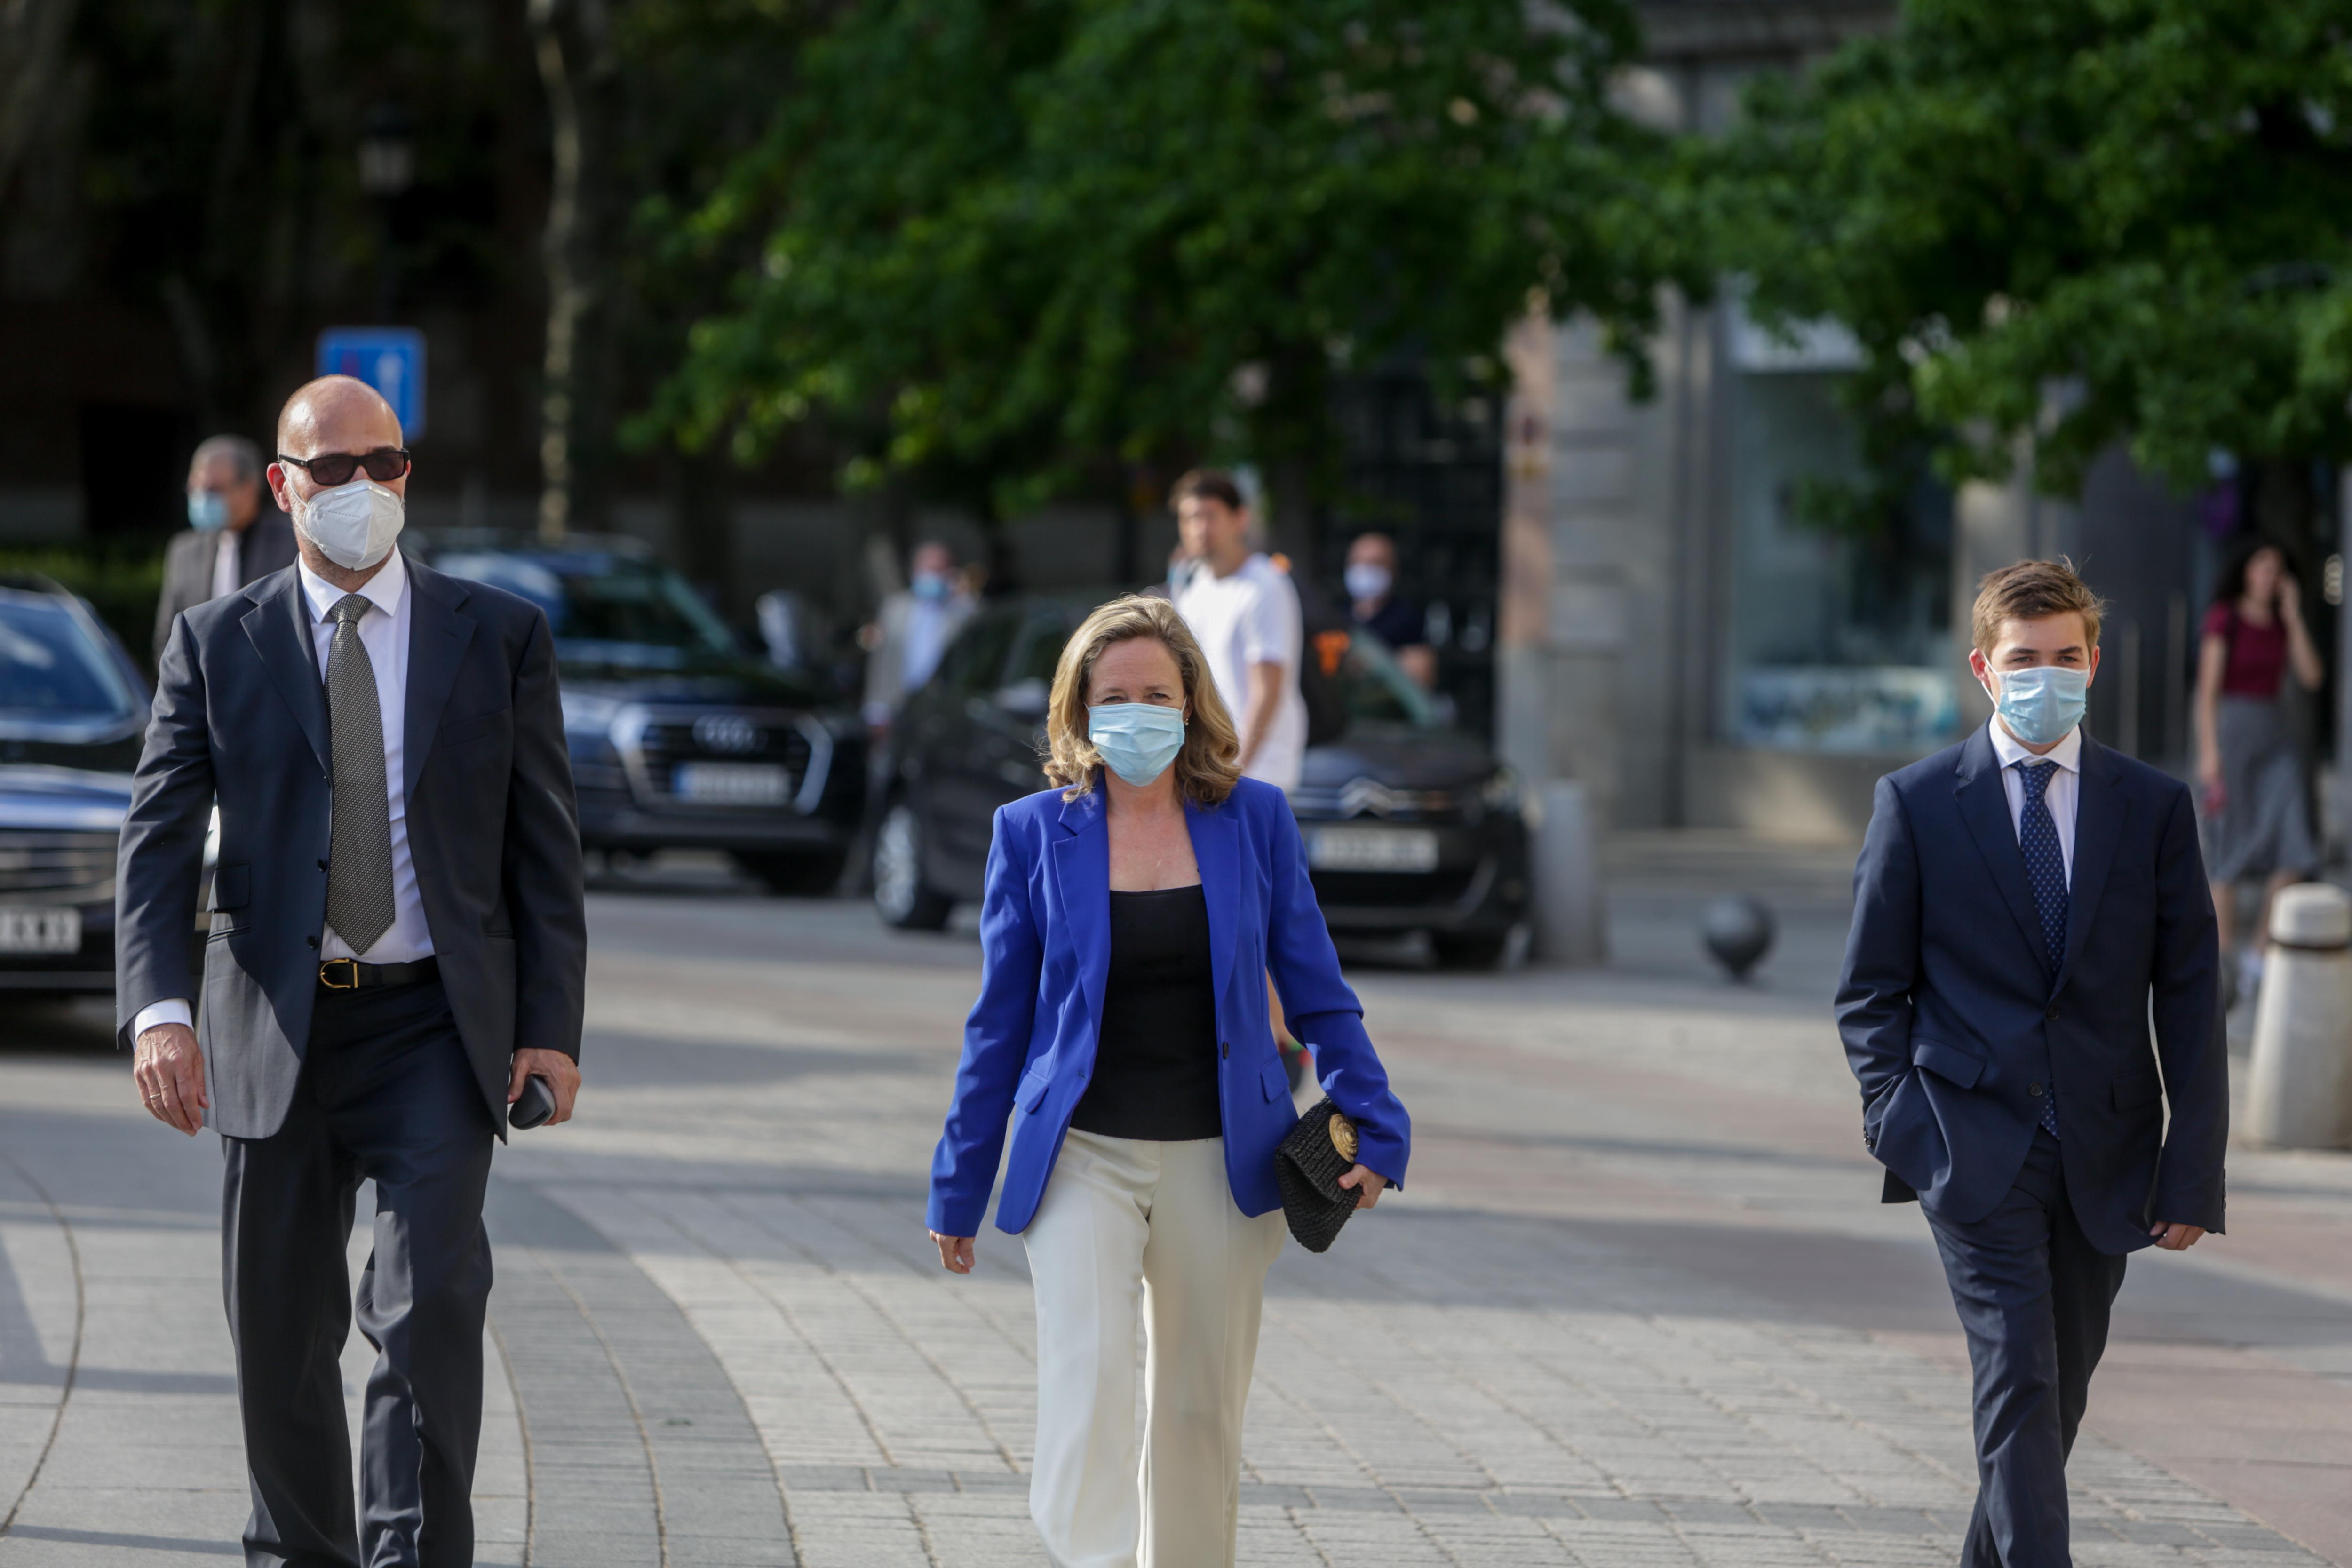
1838, 560, 2225, 1568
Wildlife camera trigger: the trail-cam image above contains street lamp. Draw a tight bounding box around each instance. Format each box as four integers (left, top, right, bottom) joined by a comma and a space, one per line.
358, 105, 413, 319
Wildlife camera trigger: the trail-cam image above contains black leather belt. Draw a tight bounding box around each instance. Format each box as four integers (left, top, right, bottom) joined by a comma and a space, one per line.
318, 955, 440, 991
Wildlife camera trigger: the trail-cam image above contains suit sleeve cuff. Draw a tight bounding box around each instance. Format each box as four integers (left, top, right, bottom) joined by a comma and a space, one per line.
132, 999, 193, 1037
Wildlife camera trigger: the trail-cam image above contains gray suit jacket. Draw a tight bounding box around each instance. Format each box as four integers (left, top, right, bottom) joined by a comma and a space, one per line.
116, 558, 587, 1137
153, 515, 299, 658
862, 589, 975, 717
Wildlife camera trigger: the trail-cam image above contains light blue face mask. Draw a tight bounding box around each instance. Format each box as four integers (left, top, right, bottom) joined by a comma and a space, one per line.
187, 491, 230, 532
1993, 664, 2088, 747
1088, 702, 1187, 787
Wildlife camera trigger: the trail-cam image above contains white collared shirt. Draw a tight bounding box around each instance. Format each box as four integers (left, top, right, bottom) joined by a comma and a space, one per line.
1987, 716, 2081, 886
209, 527, 241, 601
133, 550, 432, 1041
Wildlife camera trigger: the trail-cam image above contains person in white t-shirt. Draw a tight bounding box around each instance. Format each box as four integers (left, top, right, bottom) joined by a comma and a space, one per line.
1169, 470, 1307, 792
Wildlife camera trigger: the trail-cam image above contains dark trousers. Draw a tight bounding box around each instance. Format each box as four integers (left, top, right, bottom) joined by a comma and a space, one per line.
1924, 1129, 2130, 1568
221, 978, 495, 1568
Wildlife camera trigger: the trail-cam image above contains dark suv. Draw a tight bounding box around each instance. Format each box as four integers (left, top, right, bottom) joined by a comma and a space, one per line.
870, 596, 1531, 966
0, 575, 194, 991
413, 534, 866, 894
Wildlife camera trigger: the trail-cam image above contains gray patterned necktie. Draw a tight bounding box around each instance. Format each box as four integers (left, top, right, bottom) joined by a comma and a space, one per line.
324, 594, 395, 955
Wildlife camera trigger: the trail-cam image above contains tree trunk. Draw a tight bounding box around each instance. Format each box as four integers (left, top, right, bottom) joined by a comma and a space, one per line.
0, 0, 79, 204
530, 0, 618, 541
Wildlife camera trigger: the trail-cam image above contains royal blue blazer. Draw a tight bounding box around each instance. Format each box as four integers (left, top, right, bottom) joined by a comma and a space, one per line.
926, 776, 1411, 1238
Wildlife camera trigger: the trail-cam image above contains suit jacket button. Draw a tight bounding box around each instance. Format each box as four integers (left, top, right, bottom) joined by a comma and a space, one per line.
2045, 1004, 2060, 1020
306, 935, 319, 949
2029, 1082, 2045, 1097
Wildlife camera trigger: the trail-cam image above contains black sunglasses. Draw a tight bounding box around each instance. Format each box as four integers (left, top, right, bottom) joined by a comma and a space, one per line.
276, 447, 412, 486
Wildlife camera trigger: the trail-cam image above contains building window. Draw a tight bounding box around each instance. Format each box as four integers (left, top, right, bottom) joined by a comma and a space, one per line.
1723, 362, 1955, 754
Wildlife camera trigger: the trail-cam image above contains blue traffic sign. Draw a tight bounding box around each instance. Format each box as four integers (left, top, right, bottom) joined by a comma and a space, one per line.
316, 327, 427, 438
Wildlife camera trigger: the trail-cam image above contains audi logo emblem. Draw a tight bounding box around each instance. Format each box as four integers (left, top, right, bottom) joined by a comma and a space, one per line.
691, 714, 764, 754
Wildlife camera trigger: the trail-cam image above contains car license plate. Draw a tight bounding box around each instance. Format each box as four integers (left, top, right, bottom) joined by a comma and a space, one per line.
0, 907, 80, 954
673, 763, 791, 805
1308, 826, 1439, 873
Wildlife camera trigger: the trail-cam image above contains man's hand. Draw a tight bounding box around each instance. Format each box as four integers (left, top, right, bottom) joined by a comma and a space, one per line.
930, 1232, 975, 1273
1338, 1164, 1389, 1209
508, 1048, 582, 1126
2150, 1221, 2206, 1251
134, 1023, 208, 1135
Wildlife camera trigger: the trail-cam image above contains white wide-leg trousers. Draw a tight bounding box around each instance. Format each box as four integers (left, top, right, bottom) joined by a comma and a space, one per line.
1021, 1129, 1287, 1568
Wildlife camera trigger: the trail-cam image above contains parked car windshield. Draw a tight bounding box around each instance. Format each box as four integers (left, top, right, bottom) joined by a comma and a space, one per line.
0, 588, 140, 723
433, 549, 737, 667
1337, 629, 1442, 729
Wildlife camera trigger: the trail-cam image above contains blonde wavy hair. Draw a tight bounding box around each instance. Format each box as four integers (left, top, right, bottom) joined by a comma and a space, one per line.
1044, 595, 1242, 806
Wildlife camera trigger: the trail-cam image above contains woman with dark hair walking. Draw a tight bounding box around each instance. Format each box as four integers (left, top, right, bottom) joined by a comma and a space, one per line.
2195, 538, 2325, 999
925, 593, 1409, 1568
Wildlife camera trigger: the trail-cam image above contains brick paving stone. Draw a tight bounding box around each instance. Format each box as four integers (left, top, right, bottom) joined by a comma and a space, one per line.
2, 890, 2347, 1565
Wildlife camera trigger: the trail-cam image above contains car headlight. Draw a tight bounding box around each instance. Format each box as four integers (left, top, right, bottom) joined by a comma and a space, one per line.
561, 692, 624, 738
1480, 766, 1527, 819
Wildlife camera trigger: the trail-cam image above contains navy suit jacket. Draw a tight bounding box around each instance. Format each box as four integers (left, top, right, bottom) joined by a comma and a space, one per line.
115, 558, 587, 1138
1835, 725, 2225, 1254
926, 776, 1411, 1238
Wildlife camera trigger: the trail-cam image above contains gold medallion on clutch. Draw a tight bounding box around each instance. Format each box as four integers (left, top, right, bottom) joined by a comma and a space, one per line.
1328, 1113, 1357, 1161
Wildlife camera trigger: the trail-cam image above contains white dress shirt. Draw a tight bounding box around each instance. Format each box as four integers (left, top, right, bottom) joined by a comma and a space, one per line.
1173, 553, 1308, 792
209, 526, 241, 601
133, 549, 433, 1040
1987, 715, 2081, 886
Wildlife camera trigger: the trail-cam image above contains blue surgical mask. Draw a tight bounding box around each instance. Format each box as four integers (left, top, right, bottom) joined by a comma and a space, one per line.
1993, 664, 2088, 747
912, 570, 951, 602
188, 491, 230, 532
1088, 702, 1186, 787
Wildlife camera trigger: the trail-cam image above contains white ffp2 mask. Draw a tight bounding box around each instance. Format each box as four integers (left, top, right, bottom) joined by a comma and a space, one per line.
293, 478, 405, 571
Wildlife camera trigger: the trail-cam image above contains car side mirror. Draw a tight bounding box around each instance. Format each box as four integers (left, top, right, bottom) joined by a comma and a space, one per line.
995, 678, 1048, 718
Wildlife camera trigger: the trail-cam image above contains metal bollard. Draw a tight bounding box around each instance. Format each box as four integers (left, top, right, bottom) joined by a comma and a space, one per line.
1531, 780, 1606, 967
2244, 883, 2352, 1149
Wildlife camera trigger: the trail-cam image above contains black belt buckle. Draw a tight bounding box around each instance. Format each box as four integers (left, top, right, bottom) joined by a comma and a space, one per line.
319, 957, 361, 990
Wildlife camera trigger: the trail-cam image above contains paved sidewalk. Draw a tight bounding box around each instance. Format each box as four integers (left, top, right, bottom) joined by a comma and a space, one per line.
1, 878, 2348, 1566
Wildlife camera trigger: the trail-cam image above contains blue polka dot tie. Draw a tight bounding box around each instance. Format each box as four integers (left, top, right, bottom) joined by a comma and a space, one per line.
2015, 759, 2065, 1139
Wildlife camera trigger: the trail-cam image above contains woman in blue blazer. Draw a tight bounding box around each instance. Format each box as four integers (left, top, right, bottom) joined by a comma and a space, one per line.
926, 593, 1410, 1568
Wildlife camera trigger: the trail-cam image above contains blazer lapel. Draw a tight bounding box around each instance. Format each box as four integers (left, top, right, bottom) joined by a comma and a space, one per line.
402, 562, 477, 799
240, 576, 330, 773
1954, 726, 2051, 980
2053, 736, 2123, 994
1186, 796, 1239, 1015
1049, 789, 1111, 1042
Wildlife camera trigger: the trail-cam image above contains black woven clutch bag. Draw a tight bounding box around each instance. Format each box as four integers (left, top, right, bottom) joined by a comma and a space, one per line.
1276, 1097, 1361, 1253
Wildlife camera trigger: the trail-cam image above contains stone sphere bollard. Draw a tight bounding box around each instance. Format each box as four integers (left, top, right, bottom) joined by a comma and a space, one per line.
2245, 883, 2352, 1149
1702, 894, 1775, 981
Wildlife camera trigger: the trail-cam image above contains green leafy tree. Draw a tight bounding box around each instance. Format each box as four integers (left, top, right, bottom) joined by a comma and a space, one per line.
640, 0, 1682, 551
1700, 0, 2352, 536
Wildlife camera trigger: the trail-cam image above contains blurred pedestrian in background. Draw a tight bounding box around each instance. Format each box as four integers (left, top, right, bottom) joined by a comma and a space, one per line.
1343, 530, 1437, 690
155, 435, 297, 658
862, 539, 974, 740
926, 594, 1408, 1568
1170, 470, 1306, 792
2194, 538, 2324, 1004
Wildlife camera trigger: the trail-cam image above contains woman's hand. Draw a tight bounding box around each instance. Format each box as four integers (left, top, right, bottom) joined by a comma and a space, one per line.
2197, 756, 2226, 816
1337, 1165, 1388, 1209
2279, 573, 2304, 624
930, 1231, 975, 1273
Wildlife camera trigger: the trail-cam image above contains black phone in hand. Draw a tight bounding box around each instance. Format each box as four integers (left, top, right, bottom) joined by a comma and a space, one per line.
510, 1074, 557, 1130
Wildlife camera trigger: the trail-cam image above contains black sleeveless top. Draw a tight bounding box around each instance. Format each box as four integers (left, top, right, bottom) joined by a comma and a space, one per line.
1069, 885, 1223, 1141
